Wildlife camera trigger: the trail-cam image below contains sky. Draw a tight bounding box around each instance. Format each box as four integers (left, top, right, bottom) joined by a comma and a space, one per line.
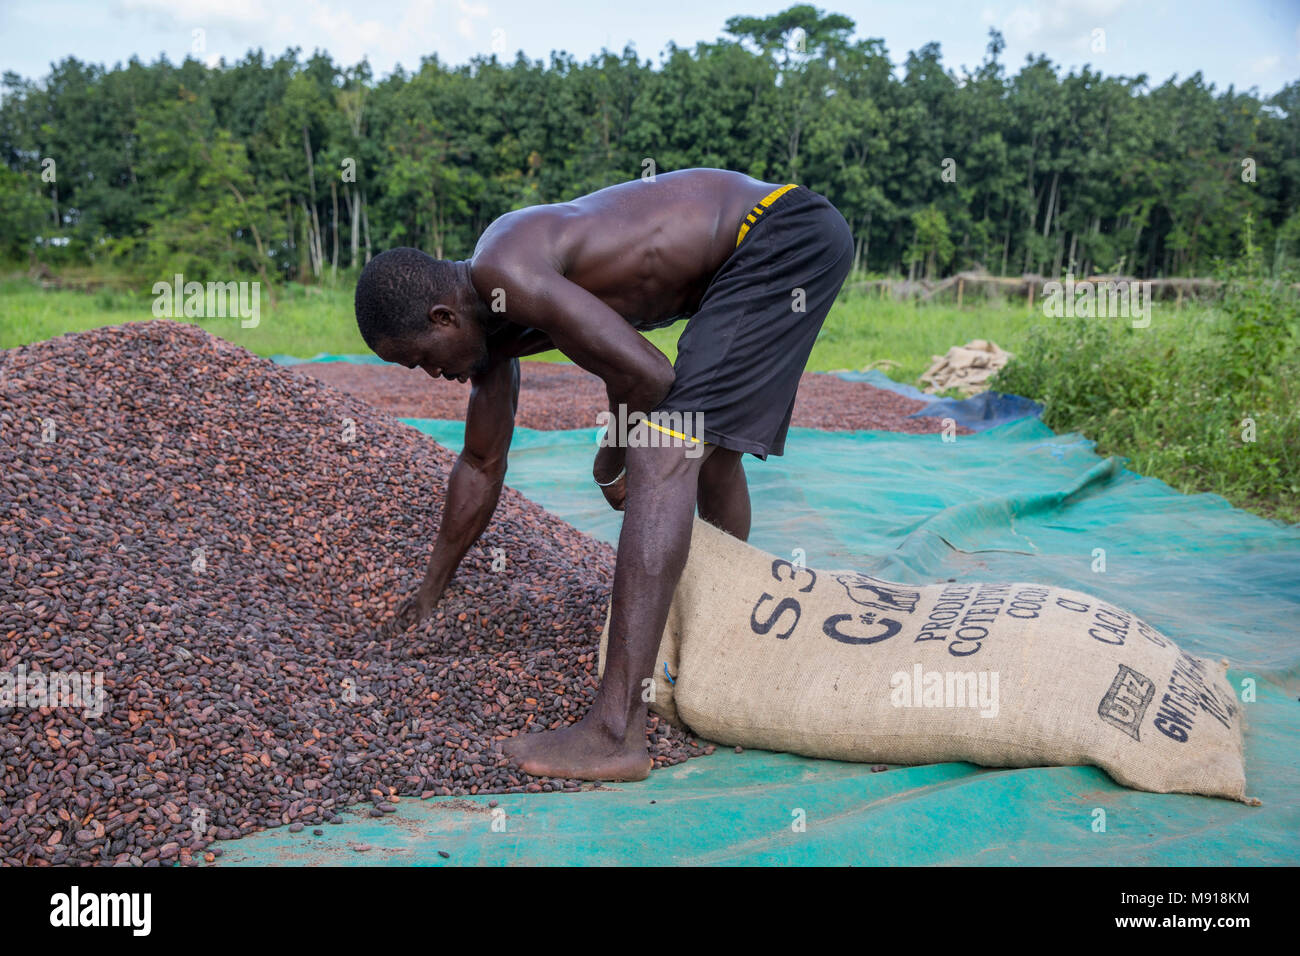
1, 0, 1297, 97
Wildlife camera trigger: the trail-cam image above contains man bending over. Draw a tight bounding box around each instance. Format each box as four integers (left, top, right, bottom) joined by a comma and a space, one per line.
353, 167, 853, 780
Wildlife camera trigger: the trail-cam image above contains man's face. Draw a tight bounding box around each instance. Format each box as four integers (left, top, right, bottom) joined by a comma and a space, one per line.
376, 307, 489, 383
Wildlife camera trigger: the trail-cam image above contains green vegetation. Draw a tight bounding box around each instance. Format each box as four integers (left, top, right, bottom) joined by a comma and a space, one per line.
2, 6, 1298, 287
535, 290, 1047, 378
4, 265, 1295, 522
0, 269, 1042, 376
991, 250, 1300, 523
3, 1, 1296, 522
0, 275, 367, 358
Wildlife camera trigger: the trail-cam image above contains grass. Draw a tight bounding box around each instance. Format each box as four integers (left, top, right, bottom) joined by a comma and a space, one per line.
992, 301, 1300, 523
0, 273, 1214, 386
3, 269, 1296, 523
587, 291, 1046, 381
0, 272, 1104, 379
0, 275, 371, 359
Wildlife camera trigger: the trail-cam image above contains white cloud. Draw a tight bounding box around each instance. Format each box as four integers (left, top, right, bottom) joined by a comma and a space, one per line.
456, 0, 488, 40
306, 0, 388, 61
1000, 0, 1127, 48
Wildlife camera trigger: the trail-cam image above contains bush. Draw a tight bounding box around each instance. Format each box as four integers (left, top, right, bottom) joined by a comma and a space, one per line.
993, 280, 1300, 523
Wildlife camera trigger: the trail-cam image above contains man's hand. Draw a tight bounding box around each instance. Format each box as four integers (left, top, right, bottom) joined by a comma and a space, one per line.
594, 443, 627, 511
384, 577, 445, 636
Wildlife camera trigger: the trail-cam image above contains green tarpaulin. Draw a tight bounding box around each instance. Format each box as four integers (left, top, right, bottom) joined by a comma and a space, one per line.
218, 417, 1300, 865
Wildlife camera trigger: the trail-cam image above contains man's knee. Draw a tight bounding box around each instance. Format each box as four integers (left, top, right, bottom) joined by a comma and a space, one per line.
625, 423, 706, 483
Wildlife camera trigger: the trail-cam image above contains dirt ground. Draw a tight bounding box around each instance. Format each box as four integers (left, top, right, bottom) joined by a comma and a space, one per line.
289, 361, 966, 435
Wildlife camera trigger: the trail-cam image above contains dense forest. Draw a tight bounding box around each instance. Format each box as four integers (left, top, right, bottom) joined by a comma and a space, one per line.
2, 5, 1297, 285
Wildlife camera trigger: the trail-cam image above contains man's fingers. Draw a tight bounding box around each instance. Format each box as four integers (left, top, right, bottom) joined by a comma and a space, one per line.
599, 474, 628, 511
386, 599, 416, 635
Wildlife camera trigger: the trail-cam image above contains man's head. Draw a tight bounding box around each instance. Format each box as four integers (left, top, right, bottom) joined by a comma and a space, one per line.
354, 247, 490, 383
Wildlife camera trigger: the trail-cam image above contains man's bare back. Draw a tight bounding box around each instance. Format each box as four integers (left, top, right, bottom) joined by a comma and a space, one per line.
473, 169, 780, 344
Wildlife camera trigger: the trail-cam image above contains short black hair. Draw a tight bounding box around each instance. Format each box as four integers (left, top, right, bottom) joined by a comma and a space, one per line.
354, 247, 460, 351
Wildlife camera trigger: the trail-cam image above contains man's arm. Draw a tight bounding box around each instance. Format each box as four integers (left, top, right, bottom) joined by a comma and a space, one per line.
478, 262, 675, 513
594, 380, 629, 510
476, 259, 676, 417
391, 356, 520, 628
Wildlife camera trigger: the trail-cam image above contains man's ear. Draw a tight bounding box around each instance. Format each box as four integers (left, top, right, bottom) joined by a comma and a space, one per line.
428, 304, 457, 327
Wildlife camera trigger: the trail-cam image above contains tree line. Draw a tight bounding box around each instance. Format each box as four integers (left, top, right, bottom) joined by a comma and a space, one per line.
2, 5, 1297, 287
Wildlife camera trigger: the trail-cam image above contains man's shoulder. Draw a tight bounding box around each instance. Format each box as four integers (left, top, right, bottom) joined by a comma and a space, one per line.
469, 245, 559, 303
472, 206, 567, 281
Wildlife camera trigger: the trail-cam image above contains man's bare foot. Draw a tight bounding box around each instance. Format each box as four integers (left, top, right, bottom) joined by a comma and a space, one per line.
501, 717, 652, 781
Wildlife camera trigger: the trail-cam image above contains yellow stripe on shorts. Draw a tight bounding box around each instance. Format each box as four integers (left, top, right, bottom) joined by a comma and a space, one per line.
736, 183, 799, 247
643, 419, 708, 444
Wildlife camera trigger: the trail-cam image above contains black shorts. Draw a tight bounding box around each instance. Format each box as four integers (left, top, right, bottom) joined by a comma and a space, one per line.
649, 184, 853, 460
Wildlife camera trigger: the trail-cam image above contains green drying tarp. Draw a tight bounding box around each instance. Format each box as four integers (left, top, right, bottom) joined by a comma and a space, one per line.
219, 417, 1300, 865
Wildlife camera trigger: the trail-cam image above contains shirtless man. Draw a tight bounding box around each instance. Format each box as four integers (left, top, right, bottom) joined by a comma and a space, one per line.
353, 167, 853, 780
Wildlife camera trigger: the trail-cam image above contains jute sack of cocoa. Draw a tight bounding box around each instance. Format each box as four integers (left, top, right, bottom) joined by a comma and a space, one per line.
600, 517, 1252, 802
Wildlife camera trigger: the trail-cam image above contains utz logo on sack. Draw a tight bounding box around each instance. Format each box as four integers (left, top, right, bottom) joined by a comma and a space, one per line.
1098, 663, 1156, 741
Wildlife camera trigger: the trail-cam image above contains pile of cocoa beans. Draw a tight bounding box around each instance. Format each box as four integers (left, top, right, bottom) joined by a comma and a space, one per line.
0, 321, 708, 866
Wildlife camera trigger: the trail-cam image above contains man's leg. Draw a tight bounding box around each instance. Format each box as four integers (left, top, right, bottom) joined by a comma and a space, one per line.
502, 424, 716, 780
697, 447, 750, 541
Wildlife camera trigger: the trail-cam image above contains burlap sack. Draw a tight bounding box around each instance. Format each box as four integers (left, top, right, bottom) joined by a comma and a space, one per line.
600, 517, 1251, 802
919, 338, 1013, 395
